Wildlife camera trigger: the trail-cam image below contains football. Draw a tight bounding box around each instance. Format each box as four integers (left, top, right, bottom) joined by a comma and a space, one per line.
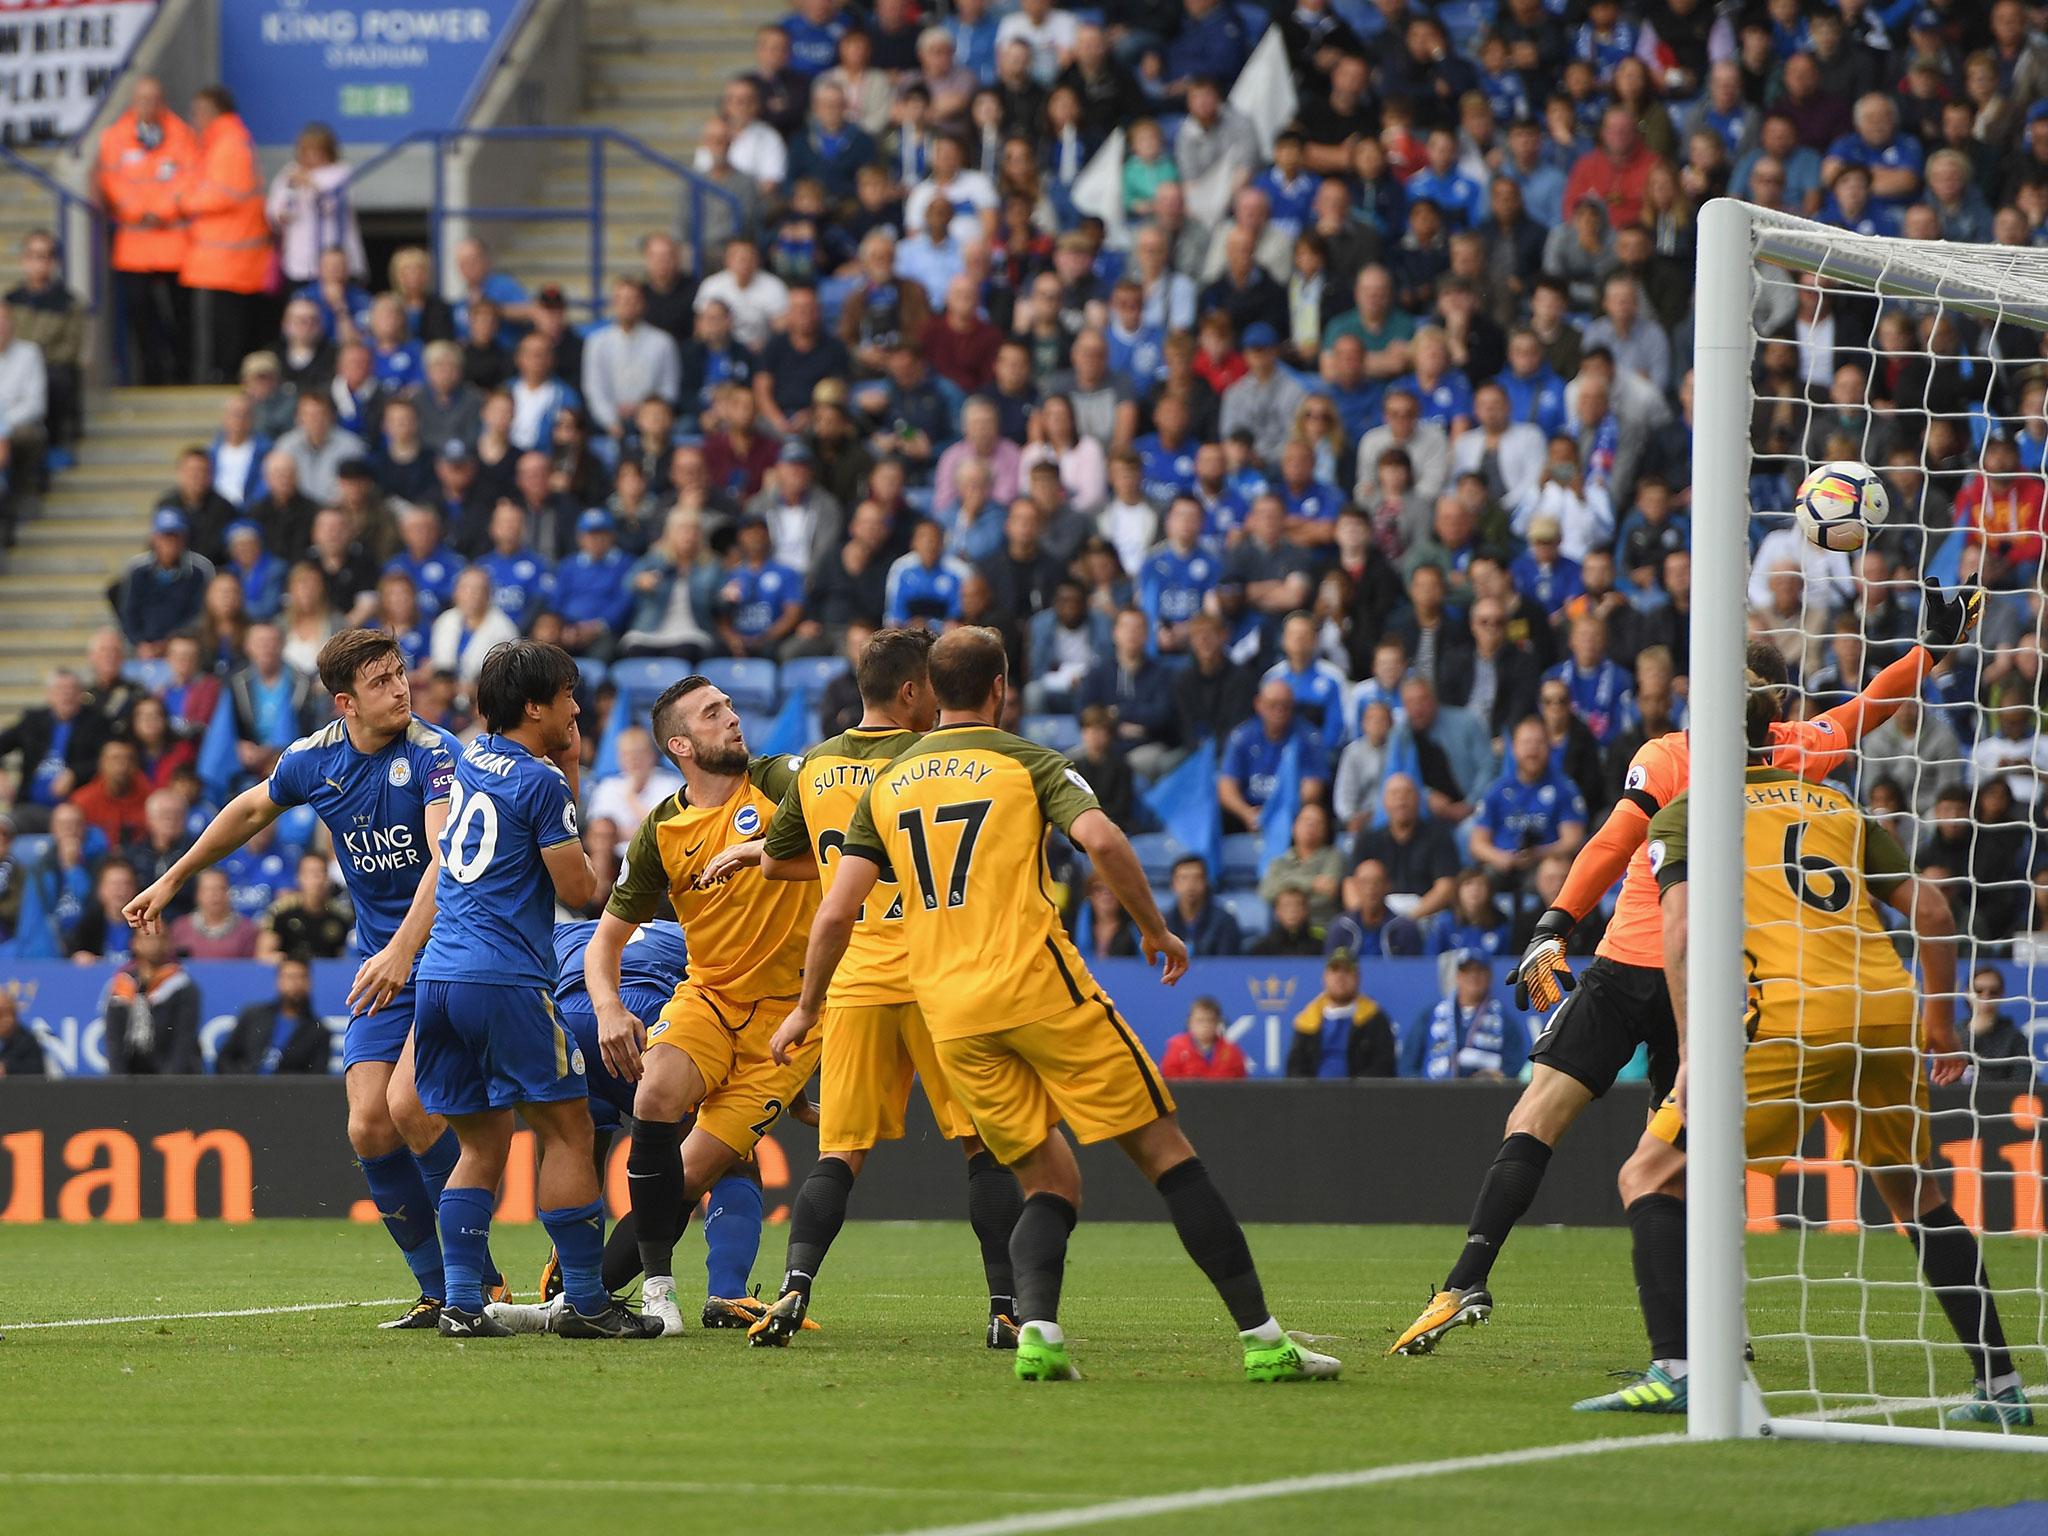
1794, 460, 1891, 551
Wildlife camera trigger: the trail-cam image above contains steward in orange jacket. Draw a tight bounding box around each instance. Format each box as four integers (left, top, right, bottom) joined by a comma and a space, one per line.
177, 86, 274, 382
95, 75, 196, 384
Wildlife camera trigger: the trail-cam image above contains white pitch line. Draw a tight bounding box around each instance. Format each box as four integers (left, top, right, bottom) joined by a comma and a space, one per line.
0, 1299, 414, 1331
0, 1471, 1066, 1502
872, 1433, 1692, 1536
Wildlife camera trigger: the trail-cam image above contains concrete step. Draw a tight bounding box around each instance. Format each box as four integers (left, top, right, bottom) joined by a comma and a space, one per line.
0, 573, 116, 601
17, 514, 145, 544
1, 549, 131, 577
3, 626, 103, 658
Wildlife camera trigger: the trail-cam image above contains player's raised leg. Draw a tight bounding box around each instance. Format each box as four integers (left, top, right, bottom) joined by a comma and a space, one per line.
344, 1055, 449, 1329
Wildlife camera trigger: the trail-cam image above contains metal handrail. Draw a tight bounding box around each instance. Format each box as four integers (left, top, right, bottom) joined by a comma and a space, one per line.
0, 144, 107, 311
341, 126, 743, 316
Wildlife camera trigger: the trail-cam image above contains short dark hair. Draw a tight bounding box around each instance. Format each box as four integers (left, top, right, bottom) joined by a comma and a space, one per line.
316, 628, 404, 698
927, 627, 1009, 710
1744, 639, 1788, 688
650, 674, 714, 763
856, 627, 934, 707
1171, 854, 1208, 879
475, 640, 579, 734
197, 84, 237, 115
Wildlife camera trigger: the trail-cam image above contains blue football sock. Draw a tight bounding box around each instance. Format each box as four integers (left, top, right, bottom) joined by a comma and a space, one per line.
417, 1131, 503, 1287
439, 1186, 496, 1313
413, 1129, 459, 1204
360, 1147, 445, 1301
704, 1172, 764, 1300
540, 1200, 609, 1317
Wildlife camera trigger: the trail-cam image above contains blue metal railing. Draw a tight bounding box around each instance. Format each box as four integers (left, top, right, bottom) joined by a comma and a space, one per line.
0, 145, 107, 311
343, 126, 744, 316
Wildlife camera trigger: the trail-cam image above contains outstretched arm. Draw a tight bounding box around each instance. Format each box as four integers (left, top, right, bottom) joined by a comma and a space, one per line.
1808, 647, 1929, 746
125, 782, 284, 933
1553, 796, 1652, 923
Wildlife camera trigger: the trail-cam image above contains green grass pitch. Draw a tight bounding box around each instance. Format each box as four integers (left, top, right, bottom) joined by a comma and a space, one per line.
2, 1220, 2043, 1535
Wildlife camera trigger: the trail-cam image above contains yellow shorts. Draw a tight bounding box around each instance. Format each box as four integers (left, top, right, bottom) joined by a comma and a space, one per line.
646, 982, 825, 1158
818, 999, 977, 1154
1648, 1027, 1929, 1177
931, 991, 1176, 1166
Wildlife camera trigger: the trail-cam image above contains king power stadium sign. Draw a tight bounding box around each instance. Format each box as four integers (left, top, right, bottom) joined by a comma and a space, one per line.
220, 0, 525, 142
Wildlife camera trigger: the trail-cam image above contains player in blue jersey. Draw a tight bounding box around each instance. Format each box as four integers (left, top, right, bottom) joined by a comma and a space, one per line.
126, 629, 497, 1329
412, 639, 660, 1339
494, 919, 793, 1335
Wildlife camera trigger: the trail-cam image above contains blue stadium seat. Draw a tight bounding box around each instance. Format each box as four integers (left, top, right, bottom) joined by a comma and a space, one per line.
1020, 713, 1081, 752
1219, 891, 1270, 938
573, 657, 609, 698
780, 656, 848, 698
1129, 831, 1193, 885
608, 656, 695, 708
699, 657, 779, 714
12, 834, 49, 868
1220, 834, 1262, 890
122, 658, 172, 692
275, 804, 317, 855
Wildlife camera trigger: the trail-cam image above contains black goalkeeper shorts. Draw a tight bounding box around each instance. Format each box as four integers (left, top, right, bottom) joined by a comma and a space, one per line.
1528, 957, 1679, 1101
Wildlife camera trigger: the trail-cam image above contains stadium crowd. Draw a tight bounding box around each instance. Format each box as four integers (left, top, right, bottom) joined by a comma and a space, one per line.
5, 0, 2048, 1083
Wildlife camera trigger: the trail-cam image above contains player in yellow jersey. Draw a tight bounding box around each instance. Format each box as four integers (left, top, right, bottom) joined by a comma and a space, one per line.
1573, 674, 2032, 1426
771, 627, 1341, 1383
583, 675, 823, 1337
713, 629, 1028, 1350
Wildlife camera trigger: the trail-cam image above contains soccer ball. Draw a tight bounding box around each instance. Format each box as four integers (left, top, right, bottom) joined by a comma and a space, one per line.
1794, 460, 1890, 552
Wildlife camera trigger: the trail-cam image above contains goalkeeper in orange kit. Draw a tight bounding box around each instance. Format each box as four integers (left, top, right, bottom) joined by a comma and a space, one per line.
1389, 579, 1982, 1359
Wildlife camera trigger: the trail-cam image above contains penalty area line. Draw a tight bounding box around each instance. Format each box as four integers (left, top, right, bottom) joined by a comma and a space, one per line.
874, 1432, 1693, 1536
0, 1471, 1070, 1502
1, 1298, 415, 1331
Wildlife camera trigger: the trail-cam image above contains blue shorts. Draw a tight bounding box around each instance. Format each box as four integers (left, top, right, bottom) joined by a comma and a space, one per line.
555, 983, 667, 1130
342, 986, 416, 1072
414, 979, 587, 1118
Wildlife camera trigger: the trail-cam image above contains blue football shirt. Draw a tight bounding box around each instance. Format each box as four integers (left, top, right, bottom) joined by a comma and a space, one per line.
418, 733, 583, 988
265, 716, 460, 957
552, 918, 687, 1005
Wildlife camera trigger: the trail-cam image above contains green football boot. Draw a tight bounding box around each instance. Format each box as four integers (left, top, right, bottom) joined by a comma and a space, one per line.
1572, 1364, 1688, 1414
1013, 1323, 1080, 1381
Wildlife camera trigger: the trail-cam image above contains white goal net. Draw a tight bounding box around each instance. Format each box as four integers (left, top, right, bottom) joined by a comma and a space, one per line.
1689, 200, 2048, 1450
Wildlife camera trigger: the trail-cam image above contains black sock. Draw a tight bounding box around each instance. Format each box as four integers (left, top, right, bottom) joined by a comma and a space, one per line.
782, 1157, 857, 1298
1445, 1133, 1554, 1292
966, 1150, 1023, 1315
1909, 1202, 2016, 1386
1625, 1194, 1688, 1362
1010, 1191, 1077, 1327
591, 1124, 616, 1186
628, 1118, 685, 1283
601, 1209, 640, 1293
1156, 1157, 1269, 1332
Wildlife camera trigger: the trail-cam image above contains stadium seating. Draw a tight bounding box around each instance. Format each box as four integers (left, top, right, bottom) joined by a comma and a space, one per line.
1020, 714, 1082, 753
778, 656, 848, 700
698, 658, 779, 715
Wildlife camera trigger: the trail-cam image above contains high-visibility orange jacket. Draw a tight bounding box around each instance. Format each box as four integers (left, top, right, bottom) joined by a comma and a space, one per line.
96, 108, 198, 275
177, 113, 272, 295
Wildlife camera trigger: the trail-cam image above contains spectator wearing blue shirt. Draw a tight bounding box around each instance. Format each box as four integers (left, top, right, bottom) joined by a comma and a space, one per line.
782, 0, 850, 78
853, 340, 955, 482
554, 509, 637, 659
944, 0, 1002, 84
1822, 94, 1924, 216
1272, 439, 1348, 546
1469, 718, 1588, 891
475, 501, 554, 633
1323, 856, 1424, 959
1501, 118, 1567, 229
1570, 0, 1639, 82
292, 248, 372, 343
716, 514, 805, 656
1393, 328, 1475, 435
1284, 951, 1397, 1078
1251, 132, 1323, 239
1218, 679, 1330, 835
386, 504, 464, 617
1264, 612, 1351, 755
1509, 514, 1583, 620
1545, 612, 1634, 747
450, 235, 531, 333
1403, 951, 1526, 1079
1817, 163, 1901, 238
1134, 399, 1201, 509
1495, 328, 1569, 439
1732, 114, 1824, 213
365, 295, 423, 392
1075, 606, 1181, 776
787, 82, 879, 205
1424, 867, 1515, 957
884, 518, 971, 628
1104, 280, 1167, 389
1139, 498, 1221, 654
1162, 0, 1248, 98
223, 520, 284, 621
1406, 131, 1487, 231
1165, 855, 1242, 957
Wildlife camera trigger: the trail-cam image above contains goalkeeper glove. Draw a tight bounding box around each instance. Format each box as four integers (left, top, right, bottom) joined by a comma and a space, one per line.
1919, 578, 1984, 651
1510, 907, 1577, 1013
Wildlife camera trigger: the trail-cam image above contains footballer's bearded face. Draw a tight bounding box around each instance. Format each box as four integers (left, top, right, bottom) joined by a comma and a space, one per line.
671, 687, 750, 776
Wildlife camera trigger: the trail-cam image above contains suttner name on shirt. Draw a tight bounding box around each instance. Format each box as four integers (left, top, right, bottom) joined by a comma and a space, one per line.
811, 762, 878, 794
340, 823, 421, 875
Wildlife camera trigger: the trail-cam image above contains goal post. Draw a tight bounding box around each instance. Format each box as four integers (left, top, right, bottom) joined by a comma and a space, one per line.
1689, 199, 2048, 1452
